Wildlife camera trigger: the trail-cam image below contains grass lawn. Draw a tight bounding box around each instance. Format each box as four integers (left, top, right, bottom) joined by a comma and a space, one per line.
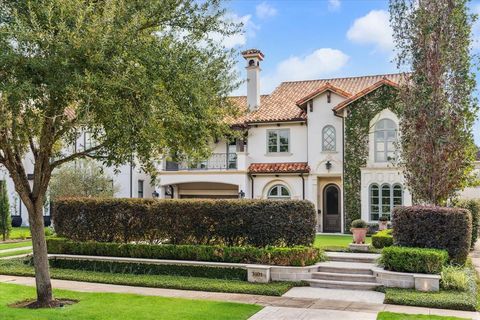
0, 282, 261, 320
314, 234, 372, 251
0, 240, 32, 250
377, 312, 468, 320
0, 259, 304, 296
0, 249, 32, 258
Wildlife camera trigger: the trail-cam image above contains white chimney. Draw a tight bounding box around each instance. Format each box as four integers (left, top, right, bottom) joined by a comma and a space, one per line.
242, 49, 264, 111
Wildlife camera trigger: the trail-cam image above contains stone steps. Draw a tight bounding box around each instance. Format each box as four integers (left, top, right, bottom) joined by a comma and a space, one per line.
317, 263, 374, 275
312, 271, 377, 283
325, 252, 380, 264
306, 279, 382, 290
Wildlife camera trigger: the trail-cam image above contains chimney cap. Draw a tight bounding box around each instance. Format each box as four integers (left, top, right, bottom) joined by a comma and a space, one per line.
241, 49, 264, 60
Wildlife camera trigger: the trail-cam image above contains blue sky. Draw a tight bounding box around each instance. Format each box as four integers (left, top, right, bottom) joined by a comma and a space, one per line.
220, 0, 480, 145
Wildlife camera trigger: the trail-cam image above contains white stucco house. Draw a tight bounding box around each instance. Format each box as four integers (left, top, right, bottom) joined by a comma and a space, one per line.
1, 48, 478, 231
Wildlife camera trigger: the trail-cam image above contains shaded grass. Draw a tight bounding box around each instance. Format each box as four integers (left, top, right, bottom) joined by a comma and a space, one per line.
0, 259, 304, 296
0, 241, 32, 250
0, 249, 32, 258
0, 282, 261, 320
377, 312, 468, 320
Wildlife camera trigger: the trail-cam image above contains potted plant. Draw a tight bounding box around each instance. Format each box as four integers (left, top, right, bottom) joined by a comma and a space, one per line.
378, 215, 389, 231
351, 219, 368, 244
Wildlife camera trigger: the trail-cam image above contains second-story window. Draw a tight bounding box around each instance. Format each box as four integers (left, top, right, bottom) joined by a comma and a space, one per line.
267, 129, 289, 153
137, 180, 144, 198
374, 119, 397, 162
322, 125, 336, 151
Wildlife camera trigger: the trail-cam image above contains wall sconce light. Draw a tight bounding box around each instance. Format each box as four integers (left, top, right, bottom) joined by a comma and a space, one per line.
325, 161, 332, 170
152, 191, 160, 198
238, 190, 245, 199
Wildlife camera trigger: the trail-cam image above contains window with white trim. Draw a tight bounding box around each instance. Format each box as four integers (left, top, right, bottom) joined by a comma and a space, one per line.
267, 129, 290, 153
374, 119, 397, 162
267, 185, 290, 200
369, 183, 403, 221
322, 125, 336, 151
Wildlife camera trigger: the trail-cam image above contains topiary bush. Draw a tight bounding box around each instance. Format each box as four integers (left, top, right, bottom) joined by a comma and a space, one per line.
372, 229, 393, 249
47, 238, 325, 267
454, 199, 480, 249
351, 219, 367, 228
392, 206, 472, 265
52, 198, 317, 247
381, 246, 448, 274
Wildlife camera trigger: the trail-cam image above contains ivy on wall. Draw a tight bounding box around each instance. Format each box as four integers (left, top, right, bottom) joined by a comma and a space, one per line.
344, 85, 402, 232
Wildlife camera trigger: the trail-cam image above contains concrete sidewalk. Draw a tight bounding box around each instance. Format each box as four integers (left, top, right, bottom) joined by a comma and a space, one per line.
1, 275, 479, 319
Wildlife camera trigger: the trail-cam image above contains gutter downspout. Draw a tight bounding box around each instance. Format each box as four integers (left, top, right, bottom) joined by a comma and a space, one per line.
300, 173, 305, 200
248, 174, 255, 199
334, 110, 346, 233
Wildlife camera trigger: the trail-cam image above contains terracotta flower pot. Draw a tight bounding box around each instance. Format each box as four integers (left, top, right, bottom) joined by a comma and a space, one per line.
378, 221, 388, 231
351, 228, 368, 244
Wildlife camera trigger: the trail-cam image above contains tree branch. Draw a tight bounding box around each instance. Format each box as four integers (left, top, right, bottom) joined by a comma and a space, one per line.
50, 144, 104, 169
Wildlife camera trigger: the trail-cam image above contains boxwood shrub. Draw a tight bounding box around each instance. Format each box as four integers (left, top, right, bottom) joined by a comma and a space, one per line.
454, 199, 480, 248
372, 229, 393, 249
47, 238, 324, 267
49, 258, 247, 280
381, 246, 448, 274
392, 206, 472, 264
52, 198, 316, 247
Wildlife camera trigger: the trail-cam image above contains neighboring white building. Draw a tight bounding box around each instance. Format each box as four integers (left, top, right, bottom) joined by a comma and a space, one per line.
2, 48, 478, 230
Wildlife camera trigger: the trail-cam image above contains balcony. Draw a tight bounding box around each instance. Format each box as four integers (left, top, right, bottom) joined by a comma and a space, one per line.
165, 153, 238, 171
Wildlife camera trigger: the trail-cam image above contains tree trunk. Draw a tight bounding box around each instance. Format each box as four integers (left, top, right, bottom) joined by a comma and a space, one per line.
27, 200, 53, 306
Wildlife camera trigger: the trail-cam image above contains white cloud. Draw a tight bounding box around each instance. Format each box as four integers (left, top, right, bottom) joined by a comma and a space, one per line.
260, 48, 349, 93
328, 0, 341, 11
347, 10, 394, 51
256, 2, 277, 19
209, 13, 258, 49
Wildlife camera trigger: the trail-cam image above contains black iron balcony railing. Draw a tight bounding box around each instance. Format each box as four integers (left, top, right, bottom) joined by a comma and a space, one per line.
165, 153, 237, 171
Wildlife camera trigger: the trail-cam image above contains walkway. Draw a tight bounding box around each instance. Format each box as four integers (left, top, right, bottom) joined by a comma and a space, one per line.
1, 275, 478, 319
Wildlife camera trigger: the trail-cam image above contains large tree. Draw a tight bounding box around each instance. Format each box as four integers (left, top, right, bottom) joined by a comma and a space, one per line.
390, 0, 479, 205
0, 0, 239, 307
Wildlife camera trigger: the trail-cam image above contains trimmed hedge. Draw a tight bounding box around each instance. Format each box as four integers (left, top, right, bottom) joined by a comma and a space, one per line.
372, 229, 393, 249
52, 198, 316, 247
47, 238, 324, 267
49, 258, 247, 280
392, 206, 472, 264
381, 246, 448, 274
454, 199, 480, 248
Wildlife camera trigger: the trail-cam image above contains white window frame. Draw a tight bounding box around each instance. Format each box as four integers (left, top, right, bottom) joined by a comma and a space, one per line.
322, 125, 336, 151
266, 129, 290, 154
374, 119, 397, 162
267, 184, 291, 200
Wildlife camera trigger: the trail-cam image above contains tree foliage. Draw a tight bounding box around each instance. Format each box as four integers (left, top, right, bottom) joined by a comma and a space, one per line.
0, 0, 240, 306
390, 0, 479, 205
0, 180, 11, 241
49, 160, 118, 200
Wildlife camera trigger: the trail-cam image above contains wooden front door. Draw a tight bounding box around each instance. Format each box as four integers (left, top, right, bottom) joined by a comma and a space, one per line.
322, 184, 341, 232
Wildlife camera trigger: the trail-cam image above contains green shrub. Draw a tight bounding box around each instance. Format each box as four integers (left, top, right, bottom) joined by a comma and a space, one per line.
351, 219, 367, 228
440, 265, 473, 291
381, 246, 448, 274
454, 199, 480, 248
52, 198, 317, 247
49, 258, 247, 280
47, 238, 325, 267
392, 206, 472, 264
372, 229, 393, 249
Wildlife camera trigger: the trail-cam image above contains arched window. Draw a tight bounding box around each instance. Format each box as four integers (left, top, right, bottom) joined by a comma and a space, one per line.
369, 183, 404, 221
369, 184, 380, 221
322, 125, 336, 151
374, 119, 397, 162
267, 185, 290, 200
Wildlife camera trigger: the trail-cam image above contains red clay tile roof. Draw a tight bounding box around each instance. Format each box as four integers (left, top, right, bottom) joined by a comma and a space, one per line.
295, 83, 352, 106
248, 162, 310, 174
230, 73, 405, 124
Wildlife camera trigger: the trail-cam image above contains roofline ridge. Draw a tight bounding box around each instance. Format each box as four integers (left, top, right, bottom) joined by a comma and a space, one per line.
279, 72, 406, 84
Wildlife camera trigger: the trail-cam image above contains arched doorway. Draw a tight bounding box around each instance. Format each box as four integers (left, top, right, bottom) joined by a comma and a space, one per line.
323, 184, 341, 233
